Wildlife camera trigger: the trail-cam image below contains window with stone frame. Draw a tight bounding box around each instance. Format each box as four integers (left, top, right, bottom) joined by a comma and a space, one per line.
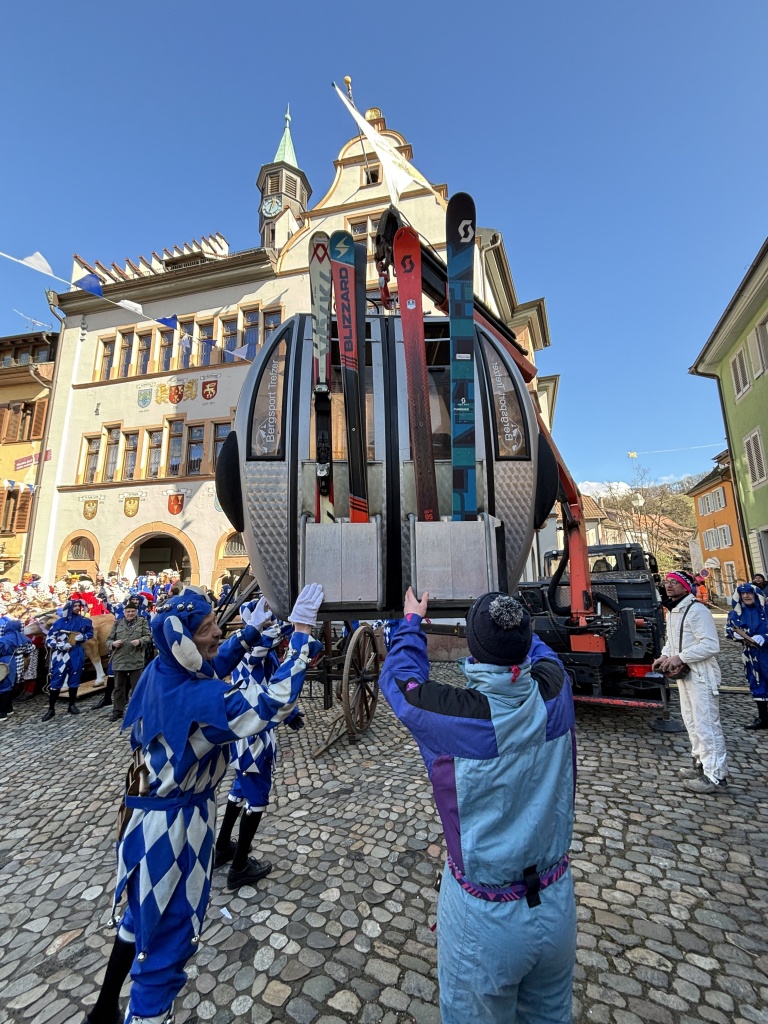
213, 422, 231, 467
137, 333, 152, 375
159, 330, 174, 373
100, 339, 115, 381
243, 310, 259, 358
264, 310, 282, 341
147, 430, 163, 478
122, 432, 139, 480
83, 436, 101, 484
186, 425, 205, 475
179, 322, 194, 370
119, 332, 135, 377
167, 420, 184, 476
222, 319, 238, 364
199, 324, 214, 367
103, 427, 121, 482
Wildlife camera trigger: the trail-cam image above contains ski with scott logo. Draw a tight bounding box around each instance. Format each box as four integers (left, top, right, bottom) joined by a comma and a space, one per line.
329, 229, 369, 523
393, 226, 439, 522
446, 192, 477, 520
309, 231, 334, 523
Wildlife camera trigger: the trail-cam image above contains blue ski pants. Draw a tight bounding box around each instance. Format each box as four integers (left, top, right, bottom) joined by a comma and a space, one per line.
437, 864, 576, 1024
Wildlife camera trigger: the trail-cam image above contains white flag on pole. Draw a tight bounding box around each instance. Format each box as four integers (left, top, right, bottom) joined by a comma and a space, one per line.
333, 83, 441, 207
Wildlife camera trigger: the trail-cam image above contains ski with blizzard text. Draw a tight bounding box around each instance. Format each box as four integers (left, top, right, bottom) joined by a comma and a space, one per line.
330, 230, 369, 523
446, 192, 477, 521
393, 226, 439, 522
354, 240, 368, 448
309, 231, 334, 524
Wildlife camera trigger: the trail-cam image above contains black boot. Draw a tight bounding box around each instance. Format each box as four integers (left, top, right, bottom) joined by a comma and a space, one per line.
0, 691, 11, 722
745, 701, 768, 730
68, 688, 81, 715
227, 810, 272, 889
42, 690, 58, 722
83, 935, 135, 1024
214, 800, 242, 868
92, 676, 114, 709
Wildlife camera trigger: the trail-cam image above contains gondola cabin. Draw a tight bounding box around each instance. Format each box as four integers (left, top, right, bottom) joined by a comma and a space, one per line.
216, 312, 552, 621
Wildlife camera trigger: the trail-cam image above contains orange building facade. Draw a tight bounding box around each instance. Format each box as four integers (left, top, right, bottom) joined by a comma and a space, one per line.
688, 450, 749, 596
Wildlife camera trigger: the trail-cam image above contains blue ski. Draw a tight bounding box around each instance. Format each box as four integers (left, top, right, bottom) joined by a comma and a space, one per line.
446, 192, 477, 520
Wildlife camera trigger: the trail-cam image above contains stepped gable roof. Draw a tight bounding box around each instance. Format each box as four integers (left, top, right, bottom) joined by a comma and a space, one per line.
71, 233, 229, 287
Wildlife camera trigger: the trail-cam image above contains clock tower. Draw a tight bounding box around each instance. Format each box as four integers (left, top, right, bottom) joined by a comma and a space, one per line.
256, 107, 312, 249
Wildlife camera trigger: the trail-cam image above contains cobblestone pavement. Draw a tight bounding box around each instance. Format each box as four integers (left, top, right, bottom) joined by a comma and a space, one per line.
1, 615, 767, 1024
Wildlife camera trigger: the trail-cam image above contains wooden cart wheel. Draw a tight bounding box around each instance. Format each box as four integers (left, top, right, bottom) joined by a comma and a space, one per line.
342, 624, 380, 735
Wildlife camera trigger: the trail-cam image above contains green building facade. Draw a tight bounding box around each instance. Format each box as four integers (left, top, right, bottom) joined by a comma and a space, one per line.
691, 238, 768, 577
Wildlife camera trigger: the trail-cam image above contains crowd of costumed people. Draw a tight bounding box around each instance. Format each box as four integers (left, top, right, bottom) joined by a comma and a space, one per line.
0, 568, 234, 723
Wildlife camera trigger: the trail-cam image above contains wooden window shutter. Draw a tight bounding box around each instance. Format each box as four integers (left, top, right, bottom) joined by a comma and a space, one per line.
14, 491, 32, 533
0, 491, 6, 529
5, 403, 21, 442
0, 405, 8, 440
747, 328, 765, 378
31, 398, 48, 440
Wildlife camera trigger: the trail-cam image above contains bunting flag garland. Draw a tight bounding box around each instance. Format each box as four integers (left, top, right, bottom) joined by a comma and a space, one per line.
2, 480, 36, 492
2, 250, 249, 363
21, 252, 54, 275
231, 344, 253, 360
73, 272, 104, 298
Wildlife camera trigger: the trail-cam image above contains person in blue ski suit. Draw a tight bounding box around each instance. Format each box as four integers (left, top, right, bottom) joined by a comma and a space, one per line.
84, 583, 324, 1024
0, 616, 28, 722
379, 587, 576, 1024
43, 599, 94, 721
214, 600, 303, 889
725, 582, 768, 729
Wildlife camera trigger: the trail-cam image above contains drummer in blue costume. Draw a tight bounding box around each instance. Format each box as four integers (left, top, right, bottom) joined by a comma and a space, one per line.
726, 582, 768, 729
85, 583, 324, 1024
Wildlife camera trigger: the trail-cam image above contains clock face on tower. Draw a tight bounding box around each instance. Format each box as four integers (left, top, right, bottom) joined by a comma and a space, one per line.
261, 196, 283, 217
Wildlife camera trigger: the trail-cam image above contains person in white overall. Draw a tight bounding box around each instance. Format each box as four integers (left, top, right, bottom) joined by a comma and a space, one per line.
653, 570, 728, 794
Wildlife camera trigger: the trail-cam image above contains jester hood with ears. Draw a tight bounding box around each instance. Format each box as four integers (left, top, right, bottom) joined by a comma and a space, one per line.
123, 585, 255, 752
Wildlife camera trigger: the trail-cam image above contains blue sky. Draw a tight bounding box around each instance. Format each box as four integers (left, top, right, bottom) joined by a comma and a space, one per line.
3, 1, 766, 486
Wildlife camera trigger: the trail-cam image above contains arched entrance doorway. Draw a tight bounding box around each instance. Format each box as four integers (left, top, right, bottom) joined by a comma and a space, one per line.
111, 525, 199, 585
128, 536, 191, 582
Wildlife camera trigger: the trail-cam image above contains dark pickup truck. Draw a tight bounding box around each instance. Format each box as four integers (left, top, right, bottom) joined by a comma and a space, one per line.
517, 544, 666, 704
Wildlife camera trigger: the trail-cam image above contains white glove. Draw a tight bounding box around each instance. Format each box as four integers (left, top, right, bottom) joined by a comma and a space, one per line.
753, 634, 765, 647
288, 583, 324, 628
242, 596, 274, 632
74, 633, 85, 642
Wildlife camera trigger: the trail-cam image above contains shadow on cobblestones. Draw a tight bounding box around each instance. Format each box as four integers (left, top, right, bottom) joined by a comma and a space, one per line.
0, 623, 766, 1024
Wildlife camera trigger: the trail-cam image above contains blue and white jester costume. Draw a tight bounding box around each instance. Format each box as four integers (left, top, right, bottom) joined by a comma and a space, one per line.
726, 582, 768, 728
0, 617, 28, 721
214, 601, 303, 886
379, 589, 577, 1024
43, 599, 94, 720
90, 584, 323, 1024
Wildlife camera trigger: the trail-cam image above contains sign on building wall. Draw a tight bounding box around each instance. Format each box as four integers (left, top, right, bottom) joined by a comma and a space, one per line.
14, 449, 52, 472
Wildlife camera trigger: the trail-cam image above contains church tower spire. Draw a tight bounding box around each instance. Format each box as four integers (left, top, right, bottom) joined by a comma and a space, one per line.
273, 106, 298, 168
256, 107, 312, 249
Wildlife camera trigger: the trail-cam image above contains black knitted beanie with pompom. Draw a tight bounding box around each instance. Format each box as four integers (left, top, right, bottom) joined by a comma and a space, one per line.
465, 592, 532, 667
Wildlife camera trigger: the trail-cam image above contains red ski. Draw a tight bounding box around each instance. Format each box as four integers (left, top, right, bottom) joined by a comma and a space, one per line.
394, 226, 439, 522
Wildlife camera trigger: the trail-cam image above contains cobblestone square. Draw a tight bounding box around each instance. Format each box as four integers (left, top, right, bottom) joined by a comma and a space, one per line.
1, 617, 767, 1024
